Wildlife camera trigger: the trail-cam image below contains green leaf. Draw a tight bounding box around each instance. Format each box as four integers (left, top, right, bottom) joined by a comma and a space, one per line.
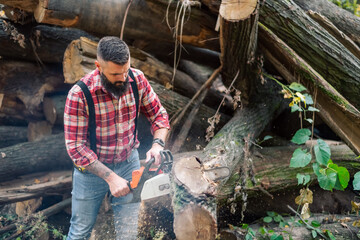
245, 233, 253, 240
337, 166, 350, 189
267, 211, 276, 217
326, 230, 336, 240
264, 216, 273, 223
305, 118, 313, 124
291, 104, 302, 113
291, 129, 311, 145
263, 135, 273, 141
289, 82, 307, 92
297, 173, 311, 185
307, 106, 320, 112
314, 139, 331, 166
303, 93, 314, 105
290, 148, 312, 168
353, 172, 360, 190
259, 227, 267, 235
242, 223, 249, 229
270, 234, 284, 240
311, 220, 321, 228
313, 163, 321, 176
312, 230, 317, 238
318, 169, 337, 191
274, 215, 282, 222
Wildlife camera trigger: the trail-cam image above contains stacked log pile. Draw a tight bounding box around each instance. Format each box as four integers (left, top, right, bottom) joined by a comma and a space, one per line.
0, 0, 360, 239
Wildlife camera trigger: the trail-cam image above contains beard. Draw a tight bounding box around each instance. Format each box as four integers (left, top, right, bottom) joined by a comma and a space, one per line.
100, 72, 129, 98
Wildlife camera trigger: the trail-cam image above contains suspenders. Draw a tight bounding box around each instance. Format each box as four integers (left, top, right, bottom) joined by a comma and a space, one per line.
75, 69, 139, 155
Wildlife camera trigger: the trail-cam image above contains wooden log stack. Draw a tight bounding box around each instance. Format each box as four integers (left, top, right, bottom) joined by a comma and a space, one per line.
0, 0, 360, 239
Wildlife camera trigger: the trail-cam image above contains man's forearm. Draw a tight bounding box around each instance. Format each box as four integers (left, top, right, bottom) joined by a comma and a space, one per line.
153, 128, 169, 143
85, 160, 114, 182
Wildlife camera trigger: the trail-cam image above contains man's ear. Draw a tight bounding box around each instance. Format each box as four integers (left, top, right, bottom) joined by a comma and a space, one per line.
95, 60, 101, 71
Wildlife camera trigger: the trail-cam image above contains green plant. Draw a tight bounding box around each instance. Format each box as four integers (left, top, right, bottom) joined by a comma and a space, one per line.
329, 0, 360, 16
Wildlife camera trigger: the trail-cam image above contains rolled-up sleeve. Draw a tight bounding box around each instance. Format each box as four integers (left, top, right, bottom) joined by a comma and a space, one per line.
138, 74, 170, 134
64, 87, 98, 167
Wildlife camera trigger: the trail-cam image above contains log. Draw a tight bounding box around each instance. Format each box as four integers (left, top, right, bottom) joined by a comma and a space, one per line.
0, 60, 66, 113
171, 78, 284, 239
307, 10, 360, 60
259, 0, 360, 110
0, 170, 72, 205
0, 19, 97, 63
293, 0, 360, 47
138, 143, 357, 236
63, 37, 229, 111
258, 23, 360, 155
218, 142, 358, 224
43, 94, 66, 125
27, 121, 53, 142
22, 0, 219, 50
219, 0, 260, 104
0, 133, 73, 182
0, 126, 28, 148
0, 0, 38, 12
0, 95, 44, 123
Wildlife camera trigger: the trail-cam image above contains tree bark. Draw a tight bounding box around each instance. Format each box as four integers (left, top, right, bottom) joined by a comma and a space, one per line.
307, 10, 360, 60
0, 19, 97, 63
0, 60, 66, 113
219, 0, 260, 104
259, 0, 360, 110
171, 78, 284, 239
258, 23, 360, 155
27, 0, 219, 51
27, 121, 53, 142
0, 126, 28, 148
0, 133, 73, 182
293, 0, 360, 47
0, 170, 72, 205
0, 0, 38, 12
63, 37, 229, 111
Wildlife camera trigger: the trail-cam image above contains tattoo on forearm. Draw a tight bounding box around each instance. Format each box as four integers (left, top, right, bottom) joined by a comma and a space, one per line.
86, 160, 112, 180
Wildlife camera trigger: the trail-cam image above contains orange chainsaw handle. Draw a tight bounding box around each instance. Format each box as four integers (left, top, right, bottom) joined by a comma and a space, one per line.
127, 157, 155, 190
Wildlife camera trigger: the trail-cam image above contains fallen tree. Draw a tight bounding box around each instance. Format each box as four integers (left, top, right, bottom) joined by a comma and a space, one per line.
259, 0, 360, 110
258, 23, 360, 155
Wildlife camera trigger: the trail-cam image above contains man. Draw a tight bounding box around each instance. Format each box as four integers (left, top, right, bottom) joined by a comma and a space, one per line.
64, 36, 170, 240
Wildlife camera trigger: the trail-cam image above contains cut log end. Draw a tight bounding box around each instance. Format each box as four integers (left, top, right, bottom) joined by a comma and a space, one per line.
173, 156, 215, 196
174, 203, 217, 240
219, 0, 258, 21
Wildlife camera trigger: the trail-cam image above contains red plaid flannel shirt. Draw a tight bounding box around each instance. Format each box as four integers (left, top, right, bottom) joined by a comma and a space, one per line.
64, 68, 170, 167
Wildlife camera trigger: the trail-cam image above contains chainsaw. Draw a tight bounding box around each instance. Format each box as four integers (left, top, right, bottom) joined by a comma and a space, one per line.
127, 150, 173, 203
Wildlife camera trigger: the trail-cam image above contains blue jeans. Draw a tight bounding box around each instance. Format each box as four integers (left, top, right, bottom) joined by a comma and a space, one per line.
67, 149, 141, 240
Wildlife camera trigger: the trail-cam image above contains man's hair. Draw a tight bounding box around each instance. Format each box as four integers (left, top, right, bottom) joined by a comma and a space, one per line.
97, 36, 130, 65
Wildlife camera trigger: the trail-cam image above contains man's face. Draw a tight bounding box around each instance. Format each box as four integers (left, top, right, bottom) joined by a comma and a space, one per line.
96, 59, 131, 97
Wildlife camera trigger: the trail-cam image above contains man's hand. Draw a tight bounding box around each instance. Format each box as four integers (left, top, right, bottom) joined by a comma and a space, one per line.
106, 173, 131, 197
146, 144, 163, 165
85, 160, 130, 197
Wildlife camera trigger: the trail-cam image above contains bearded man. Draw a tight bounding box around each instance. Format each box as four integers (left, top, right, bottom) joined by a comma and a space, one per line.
64, 36, 170, 240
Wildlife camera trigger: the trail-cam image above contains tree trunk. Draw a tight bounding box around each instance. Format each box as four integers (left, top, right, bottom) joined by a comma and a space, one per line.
0, 126, 28, 148
258, 23, 360, 155
259, 0, 360, 110
171, 78, 284, 239
219, 0, 260, 104
293, 0, 360, 47
0, 170, 72, 205
307, 10, 360, 60
26, 0, 219, 51
63, 37, 229, 111
0, 19, 97, 63
0, 133, 73, 182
